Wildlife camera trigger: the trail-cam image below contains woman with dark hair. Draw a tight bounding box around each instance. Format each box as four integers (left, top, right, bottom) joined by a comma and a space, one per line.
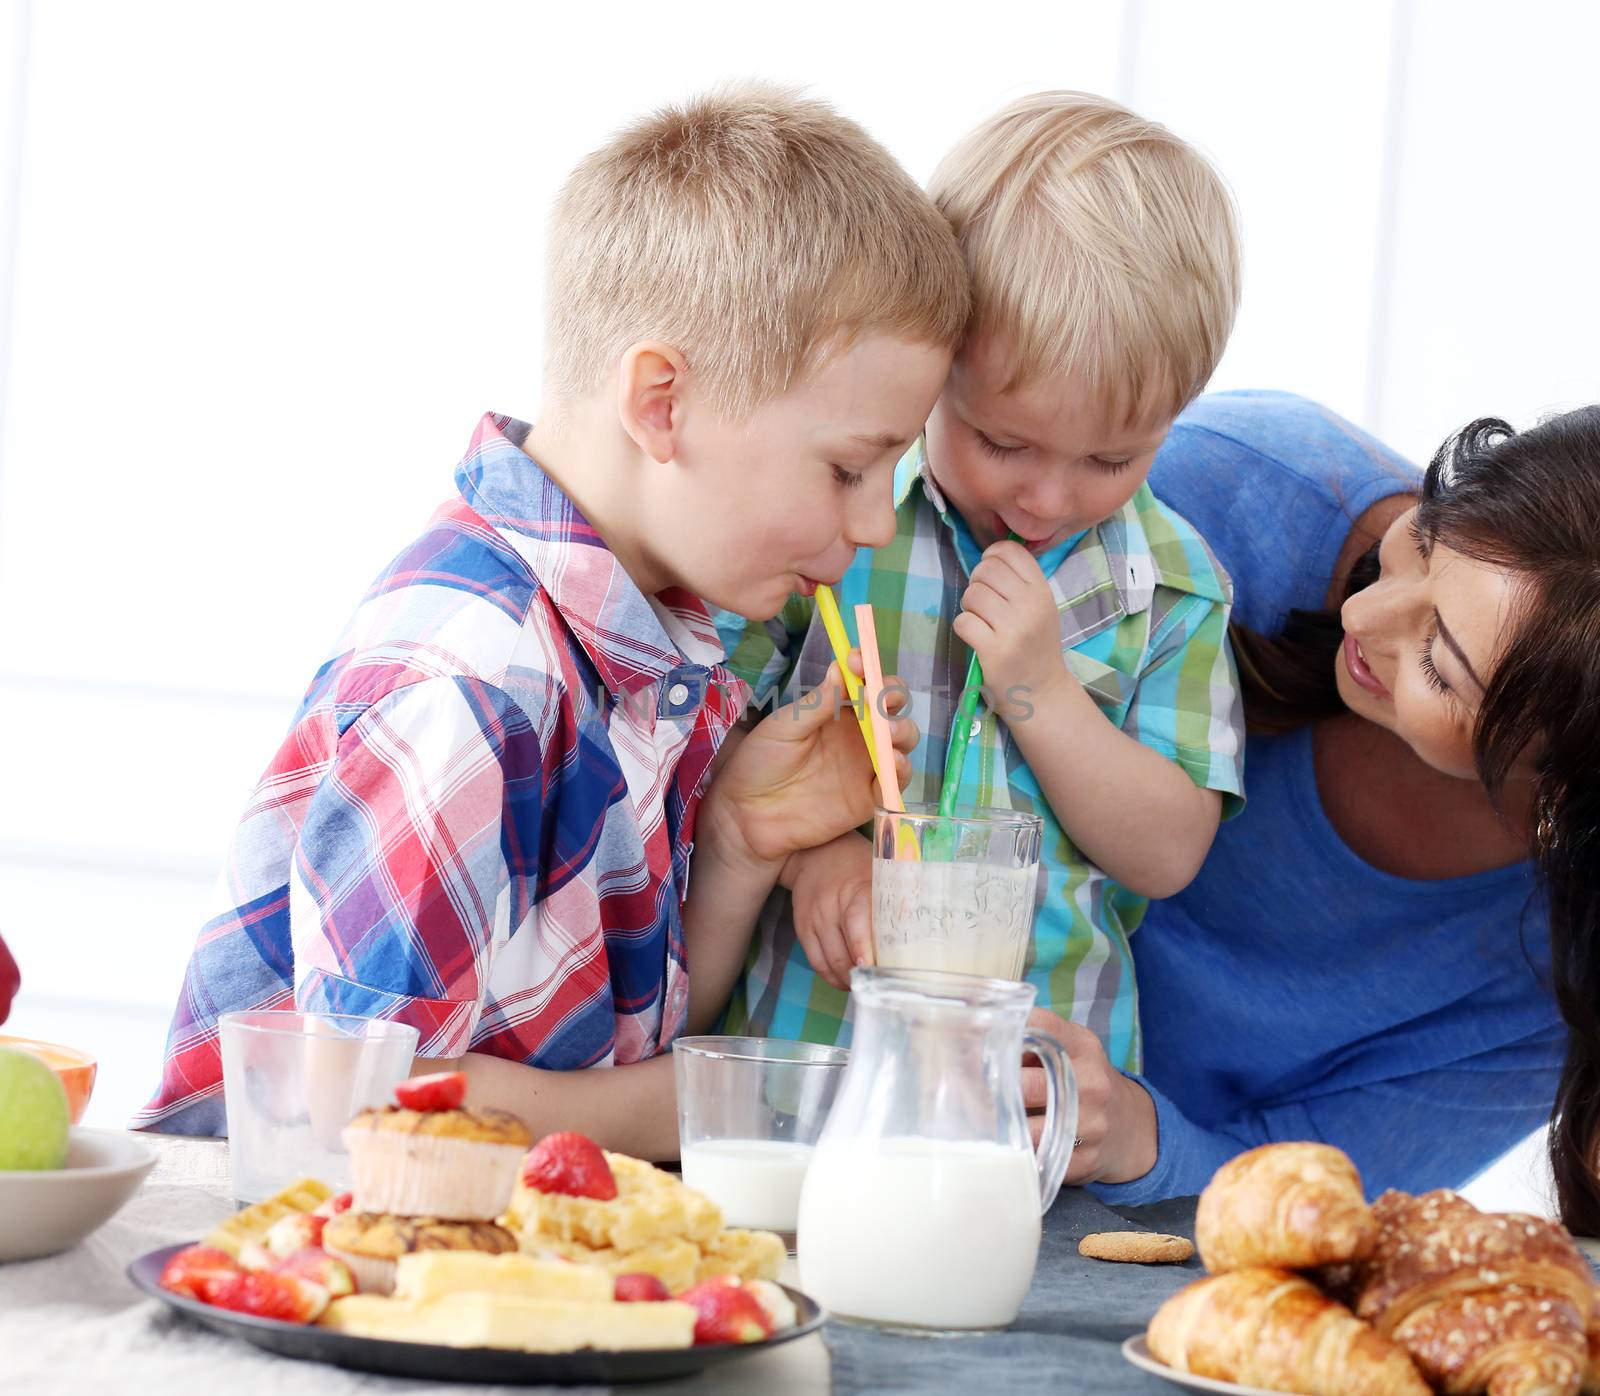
1034, 390, 1600, 1230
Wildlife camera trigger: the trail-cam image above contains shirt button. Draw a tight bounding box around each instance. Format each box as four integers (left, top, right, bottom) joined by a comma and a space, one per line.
667, 683, 689, 707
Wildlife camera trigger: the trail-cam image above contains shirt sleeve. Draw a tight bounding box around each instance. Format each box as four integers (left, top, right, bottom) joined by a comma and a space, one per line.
290, 676, 544, 1060
1088, 1029, 1562, 1205
715, 596, 816, 714
1124, 590, 1247, 816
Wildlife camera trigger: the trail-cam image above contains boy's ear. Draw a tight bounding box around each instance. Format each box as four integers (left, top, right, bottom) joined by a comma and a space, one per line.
616, 341, 688, 464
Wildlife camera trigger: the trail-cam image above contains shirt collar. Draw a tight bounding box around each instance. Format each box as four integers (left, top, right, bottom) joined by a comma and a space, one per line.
454, 413, 725, 697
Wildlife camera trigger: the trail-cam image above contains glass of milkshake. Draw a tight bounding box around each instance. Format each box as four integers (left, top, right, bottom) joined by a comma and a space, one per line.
673, 1036, 848, 1245
871, 805, 1043, 979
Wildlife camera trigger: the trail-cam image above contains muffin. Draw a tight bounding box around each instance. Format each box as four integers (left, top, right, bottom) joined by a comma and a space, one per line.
323, 1211, 518, 1296
342, 1105, 531, 1221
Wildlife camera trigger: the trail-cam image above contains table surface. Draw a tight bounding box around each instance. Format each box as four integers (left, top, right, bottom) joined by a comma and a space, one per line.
0, 1133, 1206, 1395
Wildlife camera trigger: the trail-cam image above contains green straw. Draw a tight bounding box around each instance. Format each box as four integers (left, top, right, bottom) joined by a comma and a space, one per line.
938, 648, 985, 817
937, 532, 1021, 818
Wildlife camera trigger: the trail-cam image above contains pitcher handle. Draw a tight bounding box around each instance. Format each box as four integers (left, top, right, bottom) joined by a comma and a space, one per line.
1022, 1028, 1078, 1214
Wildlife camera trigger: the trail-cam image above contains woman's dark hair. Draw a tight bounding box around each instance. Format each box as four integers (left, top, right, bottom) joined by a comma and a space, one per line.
1233, 405, 1600, 1231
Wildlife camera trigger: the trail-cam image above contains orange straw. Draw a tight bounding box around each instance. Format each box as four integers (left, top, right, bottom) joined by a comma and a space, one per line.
853, 604, 905, 815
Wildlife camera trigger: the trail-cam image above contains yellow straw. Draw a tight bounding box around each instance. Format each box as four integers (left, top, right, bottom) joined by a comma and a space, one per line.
815, 586, 886, 791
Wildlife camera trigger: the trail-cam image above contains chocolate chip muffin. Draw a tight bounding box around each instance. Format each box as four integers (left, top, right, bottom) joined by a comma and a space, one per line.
323, 1211, 518, 1295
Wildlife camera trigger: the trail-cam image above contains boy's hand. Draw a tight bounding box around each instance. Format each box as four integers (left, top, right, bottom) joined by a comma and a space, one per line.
710, 658, 918, 869
783, 833, 874, 991
953, 540, 1069, 711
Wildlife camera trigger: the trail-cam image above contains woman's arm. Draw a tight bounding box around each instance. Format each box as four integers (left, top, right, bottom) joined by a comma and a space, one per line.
1025, 1007, 1559, 1203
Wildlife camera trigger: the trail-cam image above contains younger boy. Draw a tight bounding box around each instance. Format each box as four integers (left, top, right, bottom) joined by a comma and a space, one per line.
720, 90, 1246, 1102
134, 85, 966, 1158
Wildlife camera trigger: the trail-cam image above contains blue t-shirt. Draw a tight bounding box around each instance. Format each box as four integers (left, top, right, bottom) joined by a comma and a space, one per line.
1089, 390, 1566, 1205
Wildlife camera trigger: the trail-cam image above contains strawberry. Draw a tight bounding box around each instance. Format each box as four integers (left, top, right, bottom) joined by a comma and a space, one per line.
236, 1241, 276, 1273
745, 1278, 797, 1331
205, 1270, 330, 1324
312, 1191, 354, 1220
676, 1278, 774, 1345
159, 1245, 242, 1303
613, 1273, 671, 1303
275, 1247, 357, 1298
520, 1132, 617, 1200
263, 1211, 326, 1257
394, 1071, 467, 1112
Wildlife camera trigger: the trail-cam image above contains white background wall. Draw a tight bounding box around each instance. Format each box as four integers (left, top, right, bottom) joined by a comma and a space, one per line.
2, 0, 1594, 1211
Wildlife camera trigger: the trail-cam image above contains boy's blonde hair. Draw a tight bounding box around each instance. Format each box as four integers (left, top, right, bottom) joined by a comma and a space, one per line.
544, 84, 969, 418
930, 91, 1240, 420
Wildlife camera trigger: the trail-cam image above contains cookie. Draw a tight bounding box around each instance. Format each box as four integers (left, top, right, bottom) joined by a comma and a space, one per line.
1078, 1231, 1195, 1264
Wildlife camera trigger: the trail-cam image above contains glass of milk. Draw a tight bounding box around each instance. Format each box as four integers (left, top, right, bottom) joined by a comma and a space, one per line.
796, 967, 1078, 1331
673, 1036, 848, 1241
872, 805, 1043, 979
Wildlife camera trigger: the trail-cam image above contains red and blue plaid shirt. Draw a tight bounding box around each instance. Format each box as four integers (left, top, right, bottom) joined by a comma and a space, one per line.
134, 414, 749, 1135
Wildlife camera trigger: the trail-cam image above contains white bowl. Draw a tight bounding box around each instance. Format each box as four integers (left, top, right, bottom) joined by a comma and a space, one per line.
0, 1128, 156, 1262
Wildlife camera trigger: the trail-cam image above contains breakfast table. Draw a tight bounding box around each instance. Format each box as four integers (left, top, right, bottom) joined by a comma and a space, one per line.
0, 1132, 1206, 1394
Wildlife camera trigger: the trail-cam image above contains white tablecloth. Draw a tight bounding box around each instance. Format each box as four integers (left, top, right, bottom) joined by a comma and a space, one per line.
0, 1134, 829, 1396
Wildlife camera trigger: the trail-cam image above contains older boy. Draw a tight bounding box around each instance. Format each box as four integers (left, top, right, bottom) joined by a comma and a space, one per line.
135, 85, 965, 1157
720, 93, 1246, 1183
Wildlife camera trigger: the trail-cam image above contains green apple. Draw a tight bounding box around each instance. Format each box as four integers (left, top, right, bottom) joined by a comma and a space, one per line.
0, 1046, 70, 1170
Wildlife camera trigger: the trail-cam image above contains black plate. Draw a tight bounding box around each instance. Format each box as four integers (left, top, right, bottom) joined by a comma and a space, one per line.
129, 1242, 824, 1385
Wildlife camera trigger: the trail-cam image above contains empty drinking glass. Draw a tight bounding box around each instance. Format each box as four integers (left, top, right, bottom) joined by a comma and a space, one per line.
219, 1010, 418, 1202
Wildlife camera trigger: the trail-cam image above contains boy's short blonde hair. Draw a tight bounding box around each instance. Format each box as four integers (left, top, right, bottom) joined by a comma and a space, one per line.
930, 91, 1240, 420
544, 84, 969, 418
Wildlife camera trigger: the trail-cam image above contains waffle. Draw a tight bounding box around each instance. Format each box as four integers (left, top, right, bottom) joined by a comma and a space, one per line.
203, 1177, 334, 1259
504, 1152, 723, 1252
319, 1249, 697, 1352
504, 1152, 785, 1289
692, 1227, 787, 1284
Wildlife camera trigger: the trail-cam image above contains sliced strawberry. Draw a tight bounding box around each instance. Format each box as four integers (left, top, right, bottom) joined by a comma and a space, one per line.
520, 1132, 618, 1200
275, 1247, 357, 1298
394, 1071, 467, 1112
206, 1270, 330, 1324
263, 1211, 326, 1257
160, 1245, 242, 1302
236, 1241, 276, 1273
311, 1190, 354, 1220
613, 1273, 671, 1303
676, 1278, 774, 1345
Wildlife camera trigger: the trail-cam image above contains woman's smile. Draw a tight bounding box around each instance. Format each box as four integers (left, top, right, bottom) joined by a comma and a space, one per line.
1341, 632, 1391, 700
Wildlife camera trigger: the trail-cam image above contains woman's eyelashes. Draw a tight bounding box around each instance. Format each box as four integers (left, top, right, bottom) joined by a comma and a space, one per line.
1408, 517, 1433, 561
1419, 627, 1451, 695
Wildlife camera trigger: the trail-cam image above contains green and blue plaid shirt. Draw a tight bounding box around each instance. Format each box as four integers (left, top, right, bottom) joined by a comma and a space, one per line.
716, 443, 1245, 1071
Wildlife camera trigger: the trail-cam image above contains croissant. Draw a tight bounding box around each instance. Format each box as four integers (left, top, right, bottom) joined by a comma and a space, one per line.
1196, 1142, 1377, 1273
1147, 1267, 1430, 1395
1342, 1190, 1592, 1396
1582, 1290, 1600, 1396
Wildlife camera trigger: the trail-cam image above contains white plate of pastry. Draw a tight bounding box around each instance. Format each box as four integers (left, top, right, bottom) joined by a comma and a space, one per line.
1122, 1140, 1597, 1396
1122, 1335, 1283, 1394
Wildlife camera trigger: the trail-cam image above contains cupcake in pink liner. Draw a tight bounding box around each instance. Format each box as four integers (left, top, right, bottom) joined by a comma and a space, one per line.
341, 1071, 531, 1222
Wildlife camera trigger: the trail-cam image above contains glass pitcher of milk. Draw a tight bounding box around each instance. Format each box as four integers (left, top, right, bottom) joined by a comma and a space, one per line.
795, 967, 1077, 1330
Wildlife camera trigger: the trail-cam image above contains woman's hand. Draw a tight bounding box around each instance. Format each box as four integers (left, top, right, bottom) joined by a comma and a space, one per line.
1022, 1007, 1158, 1186
708, 657, 918, 869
